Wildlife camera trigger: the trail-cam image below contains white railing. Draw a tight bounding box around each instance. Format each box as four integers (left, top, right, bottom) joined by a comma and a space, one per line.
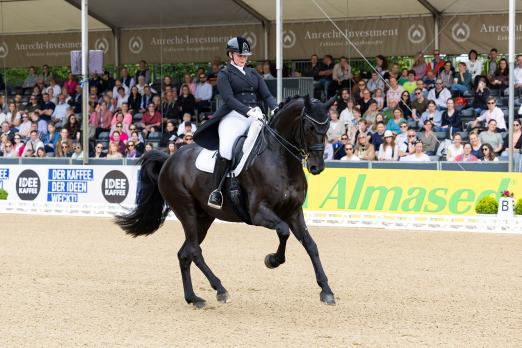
0, 201, 520, 235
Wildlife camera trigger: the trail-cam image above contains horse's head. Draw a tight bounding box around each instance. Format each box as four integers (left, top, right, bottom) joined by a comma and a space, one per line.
301, 95, 335, 175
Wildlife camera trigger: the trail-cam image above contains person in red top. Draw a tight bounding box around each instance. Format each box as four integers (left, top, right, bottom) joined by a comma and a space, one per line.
427, 49, 445, 77
141, 102, 161, 137
63, 73, 79, 96
454, 143, 478, 162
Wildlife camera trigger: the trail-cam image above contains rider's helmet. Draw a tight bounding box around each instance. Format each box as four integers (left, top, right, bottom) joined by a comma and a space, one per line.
226, 37, 252, 56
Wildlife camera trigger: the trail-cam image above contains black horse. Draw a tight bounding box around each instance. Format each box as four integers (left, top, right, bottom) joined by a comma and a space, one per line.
115, 96, 336, 308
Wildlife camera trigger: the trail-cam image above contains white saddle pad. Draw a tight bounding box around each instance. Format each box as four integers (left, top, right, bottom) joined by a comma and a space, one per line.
195, 119, 263, 176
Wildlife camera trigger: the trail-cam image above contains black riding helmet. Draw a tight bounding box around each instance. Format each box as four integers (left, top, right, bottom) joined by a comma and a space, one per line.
226, 37, 252, 56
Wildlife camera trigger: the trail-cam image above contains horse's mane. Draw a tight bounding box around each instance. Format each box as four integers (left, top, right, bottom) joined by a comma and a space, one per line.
268, 95, 304, 126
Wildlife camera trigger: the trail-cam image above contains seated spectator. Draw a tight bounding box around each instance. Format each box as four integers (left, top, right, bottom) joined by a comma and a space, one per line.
106, 142, 123, 159
375, 54, 388, 77
471, 97, 506, 132
91, 102, 112, 139
382, 99, 398, 124
120, 67, 136, 89
0, 121, 14, 142
481, 143, 499, 162
353, 80, 366, 103
386, 77, 404, 106
13, 133, 24, 155
261, 61, 274, 80
398, 68, 409, 85
329, 56, 352, 97
160, 121, 178, 147
340, 144, 360, 161
327, 110, 345, 142
110, 122, 129, 143
399, 91, 412, 118
423, 70, 436, 90
369, 113, 385, 134
439, 61, 454, 89
55, 141, 72, 158
446, 133, 464, 161
451, 62, 472, 95
367, 71, 384, 94
179, 133, 194, 148
92, 143, 107, 158
194, 72, 212, 113
136, 60, 151, 84
141, 103, 161, 138
455, 143, 478, 162
30, 112, 47, 136
116, 103, 133, 125
36, 147, 46, 158
363, 100, 379, 127
160, 91, 178, 121
419, 120, 439, 155
22, 66, 38, 92
318, 55, 334, 98
42, 122, 59, 154
125, 141, 139, 159
2, 140, 17, 158
378, 130, 399, 161
353, 119, 370, 146
114, 86, 129, 109
484, 48, 499, 77
479, 119, 503, 154
110, 131, 126, 154
373, 88, 384, 110
52, 94, 69, 127
427, 79, 451, 110
63, 73, 78, 96
412, 79, 429, 101
401, 141, 431, 162
395, 121, 409, 151
358, 89, 374, 115
469, 131, 483, 159
339, 95, 355, 125
467, 49, 483, 83
333, 134, 349, 160
5, 102, 21, 128
101, 71, 115, 94
370, 122, 386, 151
63, 114, 81, 141
428, 49, 445, 76
25, 130, 44, 153
411, 88, 428, 120
25, 95, 42, 114
503, 118, 522, 156
472, 78, 490, 115
336, 88, 351, 113
17, 113, 32, 139
22, 147, 34, 158
176, 113, 197, 136
419, 100, 442, 130
441, 98, 461, 132
129, 131, 144, 156
70, 142, 84, 160
488, 58, 508, 92
127, 86, 142, 114
144, 142, 154, 153
386, 108, 407, 134
354, 133, 375, 160
402, 70, 417, 94
165, 141, 177, 156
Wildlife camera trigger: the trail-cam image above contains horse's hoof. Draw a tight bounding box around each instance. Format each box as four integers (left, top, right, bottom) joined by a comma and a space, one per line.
216, 291, 230, 303
264, 253, 280, 269
187, 296, 206, 309
320, 292, 336, 305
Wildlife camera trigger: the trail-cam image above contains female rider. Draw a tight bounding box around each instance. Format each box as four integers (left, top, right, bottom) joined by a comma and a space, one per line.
193, 37, 277, 209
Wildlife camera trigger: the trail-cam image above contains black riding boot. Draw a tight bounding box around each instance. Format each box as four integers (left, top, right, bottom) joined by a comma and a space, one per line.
208, 154, 230, 209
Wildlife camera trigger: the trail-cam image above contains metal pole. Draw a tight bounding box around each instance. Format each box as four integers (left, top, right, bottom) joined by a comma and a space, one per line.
434, 15, 439, 50
508, 0, 515, 172
81, 0, 90, 165
264, 23, 268, 60
113, 29, 120, 76
276, 0, 282, 103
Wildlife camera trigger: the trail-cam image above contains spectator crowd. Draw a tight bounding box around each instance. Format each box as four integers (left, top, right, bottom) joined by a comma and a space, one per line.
0, 48, 520, 164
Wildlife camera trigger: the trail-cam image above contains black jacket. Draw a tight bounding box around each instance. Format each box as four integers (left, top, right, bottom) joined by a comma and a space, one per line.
194, 63, 277, 150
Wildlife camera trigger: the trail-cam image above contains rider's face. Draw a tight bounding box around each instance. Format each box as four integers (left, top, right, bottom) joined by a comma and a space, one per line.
231, 52, 248, 67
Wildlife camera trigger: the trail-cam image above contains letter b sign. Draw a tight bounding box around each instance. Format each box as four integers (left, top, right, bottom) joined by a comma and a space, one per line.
497, 198, 514, 217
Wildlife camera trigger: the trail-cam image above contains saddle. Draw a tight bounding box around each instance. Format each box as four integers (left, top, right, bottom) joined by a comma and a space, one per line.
195, 120, 266, 225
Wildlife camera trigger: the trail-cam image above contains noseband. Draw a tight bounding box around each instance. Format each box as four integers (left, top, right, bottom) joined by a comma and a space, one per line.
265, 105, 329, 165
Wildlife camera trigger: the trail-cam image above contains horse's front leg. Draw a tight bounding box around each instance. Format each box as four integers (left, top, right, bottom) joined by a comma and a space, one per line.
287, 209, 335, 305
251, 204, 290, 269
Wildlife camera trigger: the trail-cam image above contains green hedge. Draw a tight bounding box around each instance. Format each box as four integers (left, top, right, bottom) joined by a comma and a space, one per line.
475, 196, 498, 214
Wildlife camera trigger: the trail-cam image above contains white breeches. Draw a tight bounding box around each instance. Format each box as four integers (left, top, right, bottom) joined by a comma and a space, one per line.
218, 111, 253, 160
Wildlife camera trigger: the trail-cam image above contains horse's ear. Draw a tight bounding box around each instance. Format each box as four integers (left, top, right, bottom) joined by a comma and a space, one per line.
304, 95, 313, 110
325, 97, 336, 109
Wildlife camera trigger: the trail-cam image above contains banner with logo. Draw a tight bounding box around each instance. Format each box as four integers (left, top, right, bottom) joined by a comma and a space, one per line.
0, 165, 137, 205
120, 25, 264, 64
440, 14, 522, 54
0, 31, 114, 68
304, 168, 521, 216
269, 16, 435, 60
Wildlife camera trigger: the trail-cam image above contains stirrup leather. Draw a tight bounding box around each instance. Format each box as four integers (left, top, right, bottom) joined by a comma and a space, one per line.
208, 189, 224, 209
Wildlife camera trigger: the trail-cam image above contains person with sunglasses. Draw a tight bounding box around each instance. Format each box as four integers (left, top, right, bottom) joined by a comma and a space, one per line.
481, 143, 498, 162
193, 37, 277, 209
2, 140, 17, 158
340, 144, 360, 161
470, 96, 506, 132
479, 119, 503, 154
92, 143, 106, 158
427, 78, 451, 110
503, 119, 522, 157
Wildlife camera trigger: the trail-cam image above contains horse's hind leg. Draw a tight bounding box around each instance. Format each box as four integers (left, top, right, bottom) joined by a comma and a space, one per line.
177, 241, 206, 308
191, 214, 229, 303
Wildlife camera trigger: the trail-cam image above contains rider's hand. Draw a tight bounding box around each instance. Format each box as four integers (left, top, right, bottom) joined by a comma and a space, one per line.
270, 107, 279, 117
247, 107, 264, 120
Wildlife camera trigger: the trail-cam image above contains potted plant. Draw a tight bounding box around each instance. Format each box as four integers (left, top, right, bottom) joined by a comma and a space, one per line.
498, 190, 515, 217
475, 195, 498, 214
0, 188, 8, 200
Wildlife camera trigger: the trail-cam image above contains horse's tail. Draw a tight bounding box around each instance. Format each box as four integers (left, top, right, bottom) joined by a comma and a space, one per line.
114, 150, 170, 237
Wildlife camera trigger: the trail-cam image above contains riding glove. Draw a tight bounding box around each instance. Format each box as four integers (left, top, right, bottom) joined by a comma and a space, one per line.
247, 107, 264, 120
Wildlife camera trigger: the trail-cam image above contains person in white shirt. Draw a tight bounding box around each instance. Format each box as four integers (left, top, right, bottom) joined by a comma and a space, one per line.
471, 96, 507, 132
467, 49, 483, 81
446, 133, 464, 161
378, 130, 399, 161
340, 144, 360, 161
385, 77, 404, 106
427, 79, 452, 110
2, 140, 17, 158
114, 86, 129, 109
514, 55, 522, 90
70, 143, 84, 160
25, 130, 44, 153
401, 141, 431, 162
112, 80, 130, 99
46, 78, 61, 102
51, 94, 69, 127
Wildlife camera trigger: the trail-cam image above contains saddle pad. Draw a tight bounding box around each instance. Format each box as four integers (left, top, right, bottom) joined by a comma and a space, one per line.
195, 119, 263, 176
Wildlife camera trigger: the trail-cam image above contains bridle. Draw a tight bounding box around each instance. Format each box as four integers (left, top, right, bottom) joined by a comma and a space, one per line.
265, 104, 329, 165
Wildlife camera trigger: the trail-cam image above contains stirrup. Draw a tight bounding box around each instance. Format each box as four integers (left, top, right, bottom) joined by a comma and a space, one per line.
208, 189, 224, 209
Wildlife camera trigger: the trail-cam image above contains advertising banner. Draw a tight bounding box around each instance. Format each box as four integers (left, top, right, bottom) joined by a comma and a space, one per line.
304, 168, 521, 216
0, 31, 114, 68
120, 25, 264, 64
269, 16, 435, 60
440, 14, 522, 54
0, 165, 137, 205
